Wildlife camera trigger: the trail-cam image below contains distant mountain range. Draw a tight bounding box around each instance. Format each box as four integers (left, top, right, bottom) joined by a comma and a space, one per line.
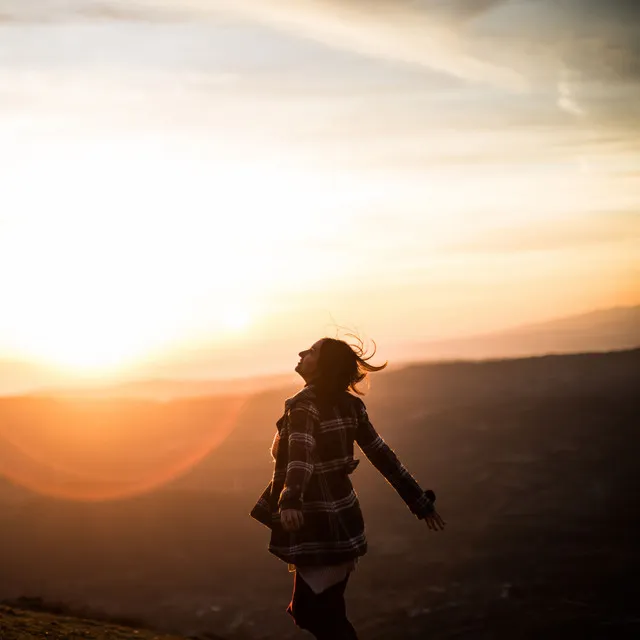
0, 360, 59, 397
1, 305, 638, 398
406, 305, 640, 363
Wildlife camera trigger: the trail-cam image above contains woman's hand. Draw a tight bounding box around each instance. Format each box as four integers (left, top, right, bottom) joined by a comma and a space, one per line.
280, 508, 305, 532
424, 509, 446, 531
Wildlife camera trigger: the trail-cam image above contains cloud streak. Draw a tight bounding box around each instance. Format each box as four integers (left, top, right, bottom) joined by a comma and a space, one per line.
449, 212, 640, 254
0, 0, 527, 91
199, 0, 528, 90
5, 0, 638, 107
557, 73, 585, 117
0, 0, 179, 22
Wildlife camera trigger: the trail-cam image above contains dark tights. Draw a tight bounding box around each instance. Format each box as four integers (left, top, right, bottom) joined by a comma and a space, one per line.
287, 572, 358, 639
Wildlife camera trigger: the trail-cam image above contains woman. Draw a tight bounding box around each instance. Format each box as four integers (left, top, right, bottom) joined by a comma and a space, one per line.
250, 336, 446, 639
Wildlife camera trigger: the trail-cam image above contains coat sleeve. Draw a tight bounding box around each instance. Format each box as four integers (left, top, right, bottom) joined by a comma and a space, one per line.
355, 400, 435, 519
278, 401, 318, 511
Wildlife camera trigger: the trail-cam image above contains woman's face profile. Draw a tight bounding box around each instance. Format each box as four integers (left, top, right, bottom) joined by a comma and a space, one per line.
295, 339, 325, 382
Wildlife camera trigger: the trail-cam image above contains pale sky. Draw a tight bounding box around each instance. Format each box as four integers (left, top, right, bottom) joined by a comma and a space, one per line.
0, 0, 638, 382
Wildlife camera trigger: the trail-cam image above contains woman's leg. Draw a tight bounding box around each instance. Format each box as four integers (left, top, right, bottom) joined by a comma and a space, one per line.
287, 572, 358, 639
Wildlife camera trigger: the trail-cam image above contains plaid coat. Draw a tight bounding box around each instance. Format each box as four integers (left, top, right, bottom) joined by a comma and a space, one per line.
250, 385, 435, 567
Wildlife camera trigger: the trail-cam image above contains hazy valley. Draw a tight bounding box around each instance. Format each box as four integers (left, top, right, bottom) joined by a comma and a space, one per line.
1, 348, 639, 638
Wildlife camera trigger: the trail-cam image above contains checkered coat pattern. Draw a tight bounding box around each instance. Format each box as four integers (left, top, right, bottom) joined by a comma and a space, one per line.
250, 385, 435, 566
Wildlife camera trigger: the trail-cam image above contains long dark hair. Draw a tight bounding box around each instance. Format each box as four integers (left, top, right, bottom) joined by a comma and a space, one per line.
314, 334, 387, 399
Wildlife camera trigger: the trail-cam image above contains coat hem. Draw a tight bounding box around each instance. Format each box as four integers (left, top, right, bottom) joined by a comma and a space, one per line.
267, 545, 368, 567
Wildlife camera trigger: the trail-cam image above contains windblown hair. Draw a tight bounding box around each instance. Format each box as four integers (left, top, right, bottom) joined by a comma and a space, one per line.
314, 334, 387, 398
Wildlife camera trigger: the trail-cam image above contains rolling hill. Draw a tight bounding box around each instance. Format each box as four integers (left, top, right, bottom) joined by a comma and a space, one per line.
0, 348, 638, 638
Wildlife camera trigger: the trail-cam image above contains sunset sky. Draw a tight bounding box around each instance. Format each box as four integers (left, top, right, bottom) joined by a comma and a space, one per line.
0, 0, 638, 383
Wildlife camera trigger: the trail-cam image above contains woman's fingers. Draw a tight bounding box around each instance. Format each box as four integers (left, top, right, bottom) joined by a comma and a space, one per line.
280, 509, 304, 532
433, 511, 446, 530
425, 511, 446, 531
289, 510, 303, 530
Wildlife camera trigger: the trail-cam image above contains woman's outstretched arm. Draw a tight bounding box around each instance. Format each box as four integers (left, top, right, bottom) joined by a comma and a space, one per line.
355, 400, 438, 521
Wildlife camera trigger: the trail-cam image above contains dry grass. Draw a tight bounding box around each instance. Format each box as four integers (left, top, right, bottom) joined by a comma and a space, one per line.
0, 606, 188, 640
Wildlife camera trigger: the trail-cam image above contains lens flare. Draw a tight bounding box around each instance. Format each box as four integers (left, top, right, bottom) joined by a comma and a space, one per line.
0, 395, 247, 502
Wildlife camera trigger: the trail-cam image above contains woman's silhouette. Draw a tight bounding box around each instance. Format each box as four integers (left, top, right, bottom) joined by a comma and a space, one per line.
251, 336, 445, 639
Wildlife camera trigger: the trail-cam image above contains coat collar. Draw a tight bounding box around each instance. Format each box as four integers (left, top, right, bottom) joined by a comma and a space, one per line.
284, 384, 317, 411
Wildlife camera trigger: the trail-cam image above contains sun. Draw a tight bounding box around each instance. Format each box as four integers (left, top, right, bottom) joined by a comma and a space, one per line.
8, 286, 182, 375
1, 136, 328, 376
2, 198, 259, 377
11, 299, 254, 376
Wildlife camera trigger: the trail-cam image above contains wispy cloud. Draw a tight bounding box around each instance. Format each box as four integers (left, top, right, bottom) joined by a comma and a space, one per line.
557, 71, 585, 117
448, 212, 640, 254
5, 1, 640, 112
0, 0, 180, 22
201, 0, 528, 90
0, 0, 527, 90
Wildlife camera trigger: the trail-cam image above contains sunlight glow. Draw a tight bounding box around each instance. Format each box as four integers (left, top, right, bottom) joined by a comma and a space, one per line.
0, 135, 326, 374
222, 306, 252, 332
